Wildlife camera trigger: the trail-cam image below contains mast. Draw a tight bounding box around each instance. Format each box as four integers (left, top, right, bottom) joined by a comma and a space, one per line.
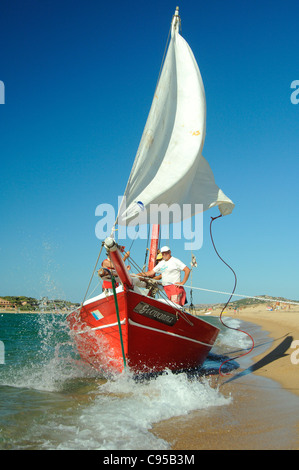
147, 225, 160, 271
172, 6, 181, 31
145, 9, 179, 274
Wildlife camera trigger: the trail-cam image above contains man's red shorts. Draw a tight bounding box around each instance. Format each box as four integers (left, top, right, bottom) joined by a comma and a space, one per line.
163, 285, 186, 306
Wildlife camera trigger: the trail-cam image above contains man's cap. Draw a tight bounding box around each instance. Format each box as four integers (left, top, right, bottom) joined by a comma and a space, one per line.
160, 246, 171, 252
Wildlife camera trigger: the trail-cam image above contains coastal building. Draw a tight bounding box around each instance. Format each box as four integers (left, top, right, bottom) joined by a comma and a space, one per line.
0, 298, 12, 308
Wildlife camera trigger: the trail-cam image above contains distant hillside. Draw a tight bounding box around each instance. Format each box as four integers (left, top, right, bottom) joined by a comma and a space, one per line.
1, 294, 297, 313
0, 296, 80, 311
228, 295, 298, 309
193, 295, 298, 311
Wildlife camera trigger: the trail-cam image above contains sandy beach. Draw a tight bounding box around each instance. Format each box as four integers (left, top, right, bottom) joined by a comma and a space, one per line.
225, 304, 299, 396
152, 303, 299, 450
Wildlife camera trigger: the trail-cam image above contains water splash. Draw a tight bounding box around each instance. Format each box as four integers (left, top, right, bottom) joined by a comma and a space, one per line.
53, 370, 231, 450
216, 317, 252, 350
1, 313, 235, 450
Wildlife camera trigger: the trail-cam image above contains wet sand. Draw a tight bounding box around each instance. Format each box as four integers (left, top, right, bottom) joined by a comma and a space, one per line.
152, 304, 299, 449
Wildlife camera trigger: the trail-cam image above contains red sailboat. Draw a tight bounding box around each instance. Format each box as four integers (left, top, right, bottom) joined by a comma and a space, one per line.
67, 8, 234, 375
67, 232, 220, 374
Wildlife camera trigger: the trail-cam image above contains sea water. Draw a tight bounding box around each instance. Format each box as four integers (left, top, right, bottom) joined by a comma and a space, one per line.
0, 313, 251, 450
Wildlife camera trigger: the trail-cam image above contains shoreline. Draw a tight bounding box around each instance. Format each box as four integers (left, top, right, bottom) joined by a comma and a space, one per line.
2, 304, 299, 449
0, 310, 69, 314
152, 304, 299, 449
223, 305, 299, 397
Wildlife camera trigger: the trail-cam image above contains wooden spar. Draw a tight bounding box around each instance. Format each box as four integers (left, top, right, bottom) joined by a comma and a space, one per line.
147, 224, 160, 271
104, 237, 134, 290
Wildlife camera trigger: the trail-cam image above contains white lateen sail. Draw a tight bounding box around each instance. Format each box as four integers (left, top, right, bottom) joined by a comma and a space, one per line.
118, 8, 234, 226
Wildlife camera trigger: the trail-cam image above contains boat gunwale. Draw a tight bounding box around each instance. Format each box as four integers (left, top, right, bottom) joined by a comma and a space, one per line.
81, 288, 220, 333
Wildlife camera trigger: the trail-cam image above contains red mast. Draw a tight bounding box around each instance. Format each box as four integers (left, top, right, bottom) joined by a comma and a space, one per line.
147, 224, 160, 271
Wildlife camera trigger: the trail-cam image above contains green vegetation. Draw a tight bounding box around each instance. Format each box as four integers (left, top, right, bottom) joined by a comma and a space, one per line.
229, 295, 297, 309
194, 295, 298, 311
0, 296, 80, 312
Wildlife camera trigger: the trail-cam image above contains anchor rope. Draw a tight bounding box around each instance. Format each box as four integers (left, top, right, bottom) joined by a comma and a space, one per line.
209, 215, 254, 376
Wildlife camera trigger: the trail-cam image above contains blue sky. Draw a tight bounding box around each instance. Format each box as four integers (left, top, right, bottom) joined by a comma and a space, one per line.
0, 0, 298, 304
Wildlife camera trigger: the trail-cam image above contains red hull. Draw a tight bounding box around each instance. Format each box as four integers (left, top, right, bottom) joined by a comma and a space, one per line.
67, 289, 219, 374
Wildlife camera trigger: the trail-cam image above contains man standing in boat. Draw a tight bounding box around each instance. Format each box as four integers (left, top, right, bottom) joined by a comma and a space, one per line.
138, 246, 190, 306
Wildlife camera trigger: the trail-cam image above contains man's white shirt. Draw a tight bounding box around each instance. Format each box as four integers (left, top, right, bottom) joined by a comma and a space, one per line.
153, 256, 186, 286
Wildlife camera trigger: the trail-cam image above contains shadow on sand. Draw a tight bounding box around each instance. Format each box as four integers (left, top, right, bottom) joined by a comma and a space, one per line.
222, 333, 294, 384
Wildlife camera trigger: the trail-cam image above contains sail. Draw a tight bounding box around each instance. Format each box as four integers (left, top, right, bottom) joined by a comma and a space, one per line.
118, 9, 234, 226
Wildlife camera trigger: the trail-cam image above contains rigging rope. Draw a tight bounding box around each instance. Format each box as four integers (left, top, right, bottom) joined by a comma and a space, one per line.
209, 215, 254, 376
79, 242, 104, 313
111, 273, 127, 370
181, 285, 299, 306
